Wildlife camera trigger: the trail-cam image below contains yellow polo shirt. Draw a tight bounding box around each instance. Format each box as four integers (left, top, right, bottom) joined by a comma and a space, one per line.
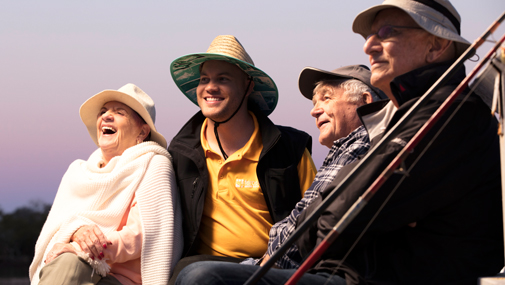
197, 112, 316, 258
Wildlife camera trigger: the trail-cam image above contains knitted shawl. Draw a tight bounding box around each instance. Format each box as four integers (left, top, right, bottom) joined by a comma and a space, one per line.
29, 141, 183, 284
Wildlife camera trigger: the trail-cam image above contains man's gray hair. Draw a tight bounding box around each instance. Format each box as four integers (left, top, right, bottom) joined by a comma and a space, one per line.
313, 78, 378, 103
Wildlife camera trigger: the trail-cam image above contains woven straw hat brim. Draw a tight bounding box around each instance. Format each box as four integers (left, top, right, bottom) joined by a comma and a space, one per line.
352, 0, 471, 57
170, 53, 278, 116
80, 89, 167, 149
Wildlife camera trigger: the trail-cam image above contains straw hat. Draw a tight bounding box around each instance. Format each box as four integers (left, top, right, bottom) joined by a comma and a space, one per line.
352, 0, 471, 57
80, 83, 167, 148
170, 35, 278, 116
298, 64, 387, 101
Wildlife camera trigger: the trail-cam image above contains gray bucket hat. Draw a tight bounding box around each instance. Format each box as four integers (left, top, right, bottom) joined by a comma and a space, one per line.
352, 0, 471, 57
298, 64, 387, 101
170, 35, 278, 116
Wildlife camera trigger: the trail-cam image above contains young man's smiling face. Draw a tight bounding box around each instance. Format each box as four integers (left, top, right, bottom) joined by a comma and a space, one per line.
196, 60, 251, 122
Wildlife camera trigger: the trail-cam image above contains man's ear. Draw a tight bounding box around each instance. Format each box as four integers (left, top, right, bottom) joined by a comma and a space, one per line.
362, 92, 373, 105
426, 36, 454, 63
245, 80, 255, 97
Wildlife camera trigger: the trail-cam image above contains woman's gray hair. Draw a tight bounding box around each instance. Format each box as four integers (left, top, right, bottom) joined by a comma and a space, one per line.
313, 79, 376, 103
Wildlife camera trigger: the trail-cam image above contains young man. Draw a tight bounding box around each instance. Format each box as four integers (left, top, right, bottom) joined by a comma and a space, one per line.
167, 35, 316, 282
176, 1, 504, 284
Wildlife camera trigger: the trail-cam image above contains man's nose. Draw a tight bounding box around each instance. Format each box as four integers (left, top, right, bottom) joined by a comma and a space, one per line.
310, 104, 322, 118
364, 34, 382, 55
205, 79, 219, 92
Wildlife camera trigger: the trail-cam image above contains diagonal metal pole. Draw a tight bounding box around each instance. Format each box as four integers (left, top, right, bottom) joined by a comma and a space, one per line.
244, 11, 505, 285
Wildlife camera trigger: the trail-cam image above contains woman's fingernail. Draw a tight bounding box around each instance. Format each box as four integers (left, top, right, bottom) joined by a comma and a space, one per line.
100, 252, 104, 258
91, 256, 95, 260
103, 243, 107, 249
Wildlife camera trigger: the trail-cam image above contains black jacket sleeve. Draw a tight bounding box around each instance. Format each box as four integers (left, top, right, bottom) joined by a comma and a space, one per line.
295, 93, 503, 282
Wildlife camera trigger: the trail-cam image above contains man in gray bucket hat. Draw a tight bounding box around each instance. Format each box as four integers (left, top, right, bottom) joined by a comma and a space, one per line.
175, 1, 503, 285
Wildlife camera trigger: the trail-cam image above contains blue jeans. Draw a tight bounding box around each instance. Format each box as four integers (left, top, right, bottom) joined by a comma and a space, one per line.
175, 261, 346, 285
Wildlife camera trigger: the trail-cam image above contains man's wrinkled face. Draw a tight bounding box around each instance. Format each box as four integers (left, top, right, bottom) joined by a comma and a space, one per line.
310, 85, 363, 148
363, 8, 434, 97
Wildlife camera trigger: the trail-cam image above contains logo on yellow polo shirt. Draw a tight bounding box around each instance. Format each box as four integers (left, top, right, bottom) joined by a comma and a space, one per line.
235, 179, 260, 188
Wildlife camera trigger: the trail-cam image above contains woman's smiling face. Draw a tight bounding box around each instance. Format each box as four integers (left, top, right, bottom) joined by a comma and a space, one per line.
96, 101, 147, 160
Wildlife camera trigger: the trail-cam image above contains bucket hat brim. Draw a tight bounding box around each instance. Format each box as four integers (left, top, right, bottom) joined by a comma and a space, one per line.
352, 0, 471, 57
170, 53, 278, 116
80, 87, 167, 149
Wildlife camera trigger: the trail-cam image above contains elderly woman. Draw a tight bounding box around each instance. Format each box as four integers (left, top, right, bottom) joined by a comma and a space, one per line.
29, 83, 183, 285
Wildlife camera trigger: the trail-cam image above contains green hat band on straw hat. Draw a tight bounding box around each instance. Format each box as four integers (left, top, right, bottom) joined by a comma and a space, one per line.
170, 35, 278, 116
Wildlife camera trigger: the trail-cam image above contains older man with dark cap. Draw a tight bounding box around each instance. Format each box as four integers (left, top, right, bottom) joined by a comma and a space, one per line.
174, 1, 504, 285
251, 65, 385, 269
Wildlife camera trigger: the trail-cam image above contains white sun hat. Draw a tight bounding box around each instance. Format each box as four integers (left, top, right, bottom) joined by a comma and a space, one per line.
79, 83, 167, 149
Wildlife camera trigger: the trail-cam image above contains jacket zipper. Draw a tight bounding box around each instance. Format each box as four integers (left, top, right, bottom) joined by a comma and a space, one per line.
191, 177, 199, 198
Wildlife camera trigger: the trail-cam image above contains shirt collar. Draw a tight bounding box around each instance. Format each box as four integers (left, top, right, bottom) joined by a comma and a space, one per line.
389, 61, 460, 106
200, 111, 262, 161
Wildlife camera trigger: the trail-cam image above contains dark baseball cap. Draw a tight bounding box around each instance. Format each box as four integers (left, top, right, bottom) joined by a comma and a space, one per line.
298, 64, 386, 100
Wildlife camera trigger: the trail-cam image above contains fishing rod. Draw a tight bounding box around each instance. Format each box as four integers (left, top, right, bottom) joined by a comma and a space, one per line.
285, 19, 505, 285
244, 11, 505, 285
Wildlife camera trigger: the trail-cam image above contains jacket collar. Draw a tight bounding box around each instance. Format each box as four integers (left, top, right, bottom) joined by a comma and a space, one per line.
389, 61, 465, 106
358, 100, 396, 144
247, 104, 281, 159
356, 61, 466, 143
171, 104, 280, 156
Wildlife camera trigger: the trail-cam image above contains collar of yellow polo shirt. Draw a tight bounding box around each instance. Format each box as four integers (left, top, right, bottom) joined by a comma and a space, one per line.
197, 111, 316, 258
197, 111, 270, 258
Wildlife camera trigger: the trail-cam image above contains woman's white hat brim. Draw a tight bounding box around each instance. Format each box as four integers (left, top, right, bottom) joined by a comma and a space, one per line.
79, 84, 167, 149
352, 0, 471, 57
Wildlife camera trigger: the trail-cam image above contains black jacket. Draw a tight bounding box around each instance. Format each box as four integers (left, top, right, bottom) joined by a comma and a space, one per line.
168, 106, 312, 257
296, 62, 504, 285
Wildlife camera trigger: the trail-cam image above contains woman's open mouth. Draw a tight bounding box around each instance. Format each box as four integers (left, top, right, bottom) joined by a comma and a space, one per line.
102, 126, 117, 135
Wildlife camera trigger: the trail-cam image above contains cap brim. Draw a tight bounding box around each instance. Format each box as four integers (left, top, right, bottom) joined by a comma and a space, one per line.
298, 67, 355, 100
79, 90, 167, 149
170, 53, 278, 116
298, 67, 387, 100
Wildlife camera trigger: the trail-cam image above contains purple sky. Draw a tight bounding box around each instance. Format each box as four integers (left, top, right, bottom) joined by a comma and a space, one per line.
1, 1, 504, 213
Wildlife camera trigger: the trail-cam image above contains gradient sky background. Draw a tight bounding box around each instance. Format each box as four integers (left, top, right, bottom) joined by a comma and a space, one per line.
1, 1, 504, 213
